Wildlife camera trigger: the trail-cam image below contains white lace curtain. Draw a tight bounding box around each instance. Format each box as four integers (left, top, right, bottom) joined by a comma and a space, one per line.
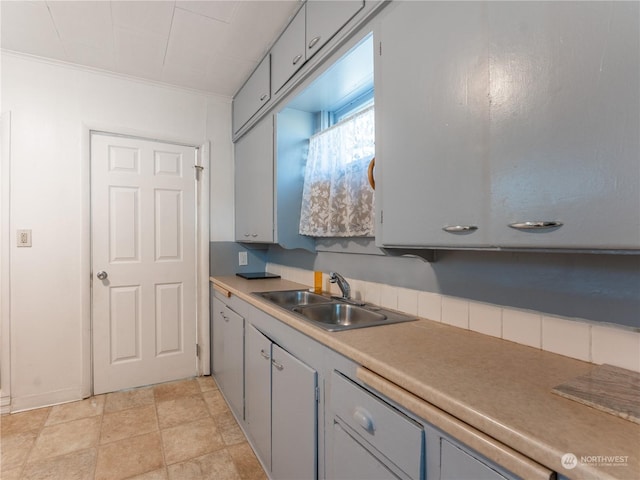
299, 106, 375, 237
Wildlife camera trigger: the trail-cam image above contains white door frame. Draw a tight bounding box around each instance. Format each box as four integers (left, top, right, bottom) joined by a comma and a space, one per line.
81, 126, 210, 397
1, 112, 12, 413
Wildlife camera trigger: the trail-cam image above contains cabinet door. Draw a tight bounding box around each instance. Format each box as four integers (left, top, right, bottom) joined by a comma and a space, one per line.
376, 1, 490, 248
233, 55, 271, 134
211, 296, 224, 377
234, 115, 274, 243
244, 324, 272, 471
271, 6, 306, 94
271, 344, 317, 480
221, 305, 244, 418
488, 2, 640, 249
306, 0, 364, 59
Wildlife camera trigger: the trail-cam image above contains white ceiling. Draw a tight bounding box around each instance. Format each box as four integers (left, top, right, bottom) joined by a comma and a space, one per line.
0, 0, 300, 97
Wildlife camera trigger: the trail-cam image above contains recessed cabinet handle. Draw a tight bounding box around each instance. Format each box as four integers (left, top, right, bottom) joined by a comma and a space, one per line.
353, 407, 375, 434
509, 221, 563, 230
259, 94, 268, 101
244, 233, 250, 237
260, 349, 270, 360
292, 54, 302, 65
271, 359, 284, 371
251, 233, 258, 237
443, 225, 478, 233
308, 36, 321, 49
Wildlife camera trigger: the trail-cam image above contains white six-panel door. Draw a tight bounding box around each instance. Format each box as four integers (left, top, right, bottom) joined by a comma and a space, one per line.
91, 133, 198, 394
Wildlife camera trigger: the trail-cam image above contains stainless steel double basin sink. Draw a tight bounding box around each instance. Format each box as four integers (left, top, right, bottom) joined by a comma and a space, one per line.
254, 290, 417, 331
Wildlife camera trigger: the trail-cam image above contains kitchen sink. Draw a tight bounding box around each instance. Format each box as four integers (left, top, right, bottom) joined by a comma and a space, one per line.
256, 290, 333, 307
254, 290, 417, 331
292, 303, 387, 330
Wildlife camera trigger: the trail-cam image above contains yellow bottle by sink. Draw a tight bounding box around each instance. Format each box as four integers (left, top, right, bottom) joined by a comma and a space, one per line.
314, 271, 323, 294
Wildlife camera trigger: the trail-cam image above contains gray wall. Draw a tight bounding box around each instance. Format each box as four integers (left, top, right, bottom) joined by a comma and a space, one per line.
265, 242, 640, 329
210, 241, 268, 276
211, 240, 639, 328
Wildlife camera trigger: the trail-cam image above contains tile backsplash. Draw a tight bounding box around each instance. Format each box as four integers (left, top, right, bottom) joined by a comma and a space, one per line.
267, 263, 640, 373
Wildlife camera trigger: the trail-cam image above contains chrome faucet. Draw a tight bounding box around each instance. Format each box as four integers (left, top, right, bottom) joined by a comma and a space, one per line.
329, 272, 351, 300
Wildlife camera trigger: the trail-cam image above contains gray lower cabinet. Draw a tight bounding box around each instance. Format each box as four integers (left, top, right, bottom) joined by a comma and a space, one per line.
332, 421, 401, 480
329, 371, 424, 480
244, 324, 272, 471
440, 439, 507, 480
234, 115, 274, 243
271, 343, 318, 480
211, 295, 244, 418
376, 1, 639, 251
214, 292, 541, 480
329, 369, 523, 480
425, 427, 517, 480
244, 323, 318, 480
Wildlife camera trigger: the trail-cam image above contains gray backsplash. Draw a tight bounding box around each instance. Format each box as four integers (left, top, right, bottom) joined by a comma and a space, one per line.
210, 241, 268, 276
211, 240, 640, 328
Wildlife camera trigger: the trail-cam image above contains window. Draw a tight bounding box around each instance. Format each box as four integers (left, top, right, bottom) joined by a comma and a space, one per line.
299, 105, 375, 237
333, 88, 374, 123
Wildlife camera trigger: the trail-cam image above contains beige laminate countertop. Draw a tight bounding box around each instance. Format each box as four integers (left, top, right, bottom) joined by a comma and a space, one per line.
211, 276, 640, 480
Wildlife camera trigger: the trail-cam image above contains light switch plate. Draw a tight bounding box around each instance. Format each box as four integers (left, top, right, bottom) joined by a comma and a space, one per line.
17, 229, 32, 247
238, 251, 248, 266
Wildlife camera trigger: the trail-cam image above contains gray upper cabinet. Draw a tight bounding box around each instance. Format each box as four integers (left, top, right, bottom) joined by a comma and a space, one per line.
487, 2, 640, 249
376, 1, 490, 248
234, 110, 316, 250
376, 1, 639, 251
271, 0, 365, 95
271, 7, 306, 95
232, 54, 271, 135
306, 0, 365, 60
234, 115, 274, 243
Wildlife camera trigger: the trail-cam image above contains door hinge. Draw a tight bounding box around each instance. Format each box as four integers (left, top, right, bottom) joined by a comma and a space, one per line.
379, 41, 382, 56
380, 210, 384, 224
315, 386, 319, 402
196, 344, 200, 357
194, 165, 204, 180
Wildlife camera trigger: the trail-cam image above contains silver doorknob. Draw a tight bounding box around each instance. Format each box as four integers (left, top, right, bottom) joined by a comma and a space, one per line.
96, 271, 108, 280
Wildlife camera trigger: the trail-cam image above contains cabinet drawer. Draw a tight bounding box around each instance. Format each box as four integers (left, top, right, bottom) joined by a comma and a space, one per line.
331, 371, 423, 479
441, 439, 508, 480
333, 421, 401, 480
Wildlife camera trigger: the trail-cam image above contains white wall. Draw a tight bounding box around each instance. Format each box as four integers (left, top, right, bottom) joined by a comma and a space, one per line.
1, 52, 235, 411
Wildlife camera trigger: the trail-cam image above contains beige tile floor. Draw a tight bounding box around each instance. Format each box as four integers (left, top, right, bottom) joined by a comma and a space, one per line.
0, 377, 267, 480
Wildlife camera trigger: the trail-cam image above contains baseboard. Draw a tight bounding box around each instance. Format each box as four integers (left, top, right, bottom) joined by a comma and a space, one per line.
9, 386, 84, 413
1, 391, 11, 414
